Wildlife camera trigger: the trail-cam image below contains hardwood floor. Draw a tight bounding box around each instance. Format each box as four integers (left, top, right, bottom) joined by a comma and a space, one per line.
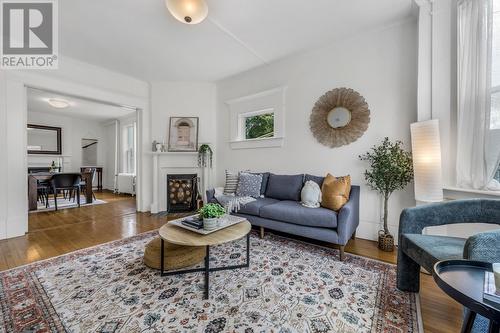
0, 191, 462, 332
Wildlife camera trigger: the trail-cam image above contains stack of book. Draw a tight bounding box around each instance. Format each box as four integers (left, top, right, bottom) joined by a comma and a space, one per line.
483, 271, 500, 306
181, 216, 204, 230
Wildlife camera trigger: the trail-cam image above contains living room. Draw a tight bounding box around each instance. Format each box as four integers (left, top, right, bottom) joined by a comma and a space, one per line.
0, 0, 499, 332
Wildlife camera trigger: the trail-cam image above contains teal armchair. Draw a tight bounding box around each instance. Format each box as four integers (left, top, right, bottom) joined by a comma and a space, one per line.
396, 199, 500, 332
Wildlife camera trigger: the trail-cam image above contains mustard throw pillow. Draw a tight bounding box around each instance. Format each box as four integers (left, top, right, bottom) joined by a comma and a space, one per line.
321, 174, 351, 211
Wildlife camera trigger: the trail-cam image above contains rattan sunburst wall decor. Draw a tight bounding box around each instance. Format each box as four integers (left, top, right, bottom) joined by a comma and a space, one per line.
309, 87, 370, 148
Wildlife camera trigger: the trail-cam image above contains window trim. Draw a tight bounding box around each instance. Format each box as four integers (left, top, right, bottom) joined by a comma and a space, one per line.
226, 87, 286, 150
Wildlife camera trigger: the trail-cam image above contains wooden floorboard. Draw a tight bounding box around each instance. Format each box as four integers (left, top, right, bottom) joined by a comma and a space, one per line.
0, 192, 462, 332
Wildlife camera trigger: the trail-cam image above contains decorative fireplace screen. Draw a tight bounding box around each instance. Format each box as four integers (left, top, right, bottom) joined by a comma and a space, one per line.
167, 174, 198, 213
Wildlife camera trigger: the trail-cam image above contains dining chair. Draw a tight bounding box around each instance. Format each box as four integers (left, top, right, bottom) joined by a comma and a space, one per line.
37, 180, 51, 208
80, 167, 96, 201
51, 173, 81, 211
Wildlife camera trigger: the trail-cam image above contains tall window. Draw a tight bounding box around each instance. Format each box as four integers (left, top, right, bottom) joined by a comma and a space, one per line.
123, 123, 136, 174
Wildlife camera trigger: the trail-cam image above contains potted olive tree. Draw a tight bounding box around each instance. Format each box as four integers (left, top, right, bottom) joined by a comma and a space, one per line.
198, 203, 225, 231
359, 137, 413, 251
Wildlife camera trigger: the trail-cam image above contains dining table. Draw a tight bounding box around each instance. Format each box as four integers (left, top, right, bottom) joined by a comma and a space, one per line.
28, 172, 93, 211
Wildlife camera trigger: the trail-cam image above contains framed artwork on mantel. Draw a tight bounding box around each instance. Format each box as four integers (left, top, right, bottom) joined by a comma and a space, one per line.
168, 117, 199, 152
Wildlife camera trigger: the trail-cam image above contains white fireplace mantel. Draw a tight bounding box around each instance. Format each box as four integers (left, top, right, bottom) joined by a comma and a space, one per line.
149, 151, 213, 214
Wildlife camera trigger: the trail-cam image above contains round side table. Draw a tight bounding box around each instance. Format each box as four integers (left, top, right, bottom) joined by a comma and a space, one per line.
433, 260, 500, 333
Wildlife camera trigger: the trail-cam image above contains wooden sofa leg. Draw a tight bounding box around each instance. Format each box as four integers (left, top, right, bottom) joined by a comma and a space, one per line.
351, 231, 356, 240
260, 226, 264, 239
339, 245, 346, 261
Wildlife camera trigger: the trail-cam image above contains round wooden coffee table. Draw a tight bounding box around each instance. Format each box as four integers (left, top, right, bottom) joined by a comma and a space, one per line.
158, 219, 251, 299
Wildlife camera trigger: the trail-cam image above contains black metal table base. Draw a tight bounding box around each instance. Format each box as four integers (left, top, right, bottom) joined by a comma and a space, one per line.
160, 233, 250, 299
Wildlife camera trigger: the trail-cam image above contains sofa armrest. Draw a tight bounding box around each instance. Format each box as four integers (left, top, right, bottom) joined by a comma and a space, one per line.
337, 185, 360, 245
206, 189, 217, 204
463, 229, 500, 262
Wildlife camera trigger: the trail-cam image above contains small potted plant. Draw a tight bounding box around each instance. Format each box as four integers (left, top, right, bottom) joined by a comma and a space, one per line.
198, 203, 225, 231
359, 137, 413, 252
198, 144, 213, 168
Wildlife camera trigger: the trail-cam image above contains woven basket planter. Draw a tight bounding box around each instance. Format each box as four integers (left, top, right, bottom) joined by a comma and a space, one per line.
378, 231, 394, 252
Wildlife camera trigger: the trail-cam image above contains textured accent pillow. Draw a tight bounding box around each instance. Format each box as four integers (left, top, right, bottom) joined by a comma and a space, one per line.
250, 172, 270, 196
265, 174, 304, 201
236, 173, 263, 197
223, 170, 239, 195
321, 174, 351, 211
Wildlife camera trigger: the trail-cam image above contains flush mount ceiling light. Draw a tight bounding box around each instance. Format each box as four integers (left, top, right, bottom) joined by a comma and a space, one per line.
165, 0, 208, 24
47, 98, 70, 109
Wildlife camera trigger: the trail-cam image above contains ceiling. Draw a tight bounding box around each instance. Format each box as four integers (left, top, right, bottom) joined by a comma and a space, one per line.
27, 88, 136, 122
59, 0, 416, 82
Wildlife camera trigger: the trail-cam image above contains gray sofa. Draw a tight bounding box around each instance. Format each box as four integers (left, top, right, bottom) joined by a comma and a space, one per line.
207, 173, 360, 261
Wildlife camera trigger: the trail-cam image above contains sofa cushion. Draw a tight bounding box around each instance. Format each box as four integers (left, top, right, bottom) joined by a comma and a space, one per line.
265, 174, 304, 201
304, 174, 324, 187
401, 234, 466, 271
260, 200, 337, 228
238, 197, 280, 216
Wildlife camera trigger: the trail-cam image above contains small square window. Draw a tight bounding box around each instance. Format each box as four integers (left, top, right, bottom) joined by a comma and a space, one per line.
244, 113, 274, 139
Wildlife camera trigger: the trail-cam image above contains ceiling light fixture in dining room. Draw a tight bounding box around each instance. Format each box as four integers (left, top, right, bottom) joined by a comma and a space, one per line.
165, 0, 208, 24
47, 98, 70, 109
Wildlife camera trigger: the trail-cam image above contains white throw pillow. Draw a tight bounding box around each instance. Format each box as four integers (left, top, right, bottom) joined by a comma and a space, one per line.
301, 180, 322, 208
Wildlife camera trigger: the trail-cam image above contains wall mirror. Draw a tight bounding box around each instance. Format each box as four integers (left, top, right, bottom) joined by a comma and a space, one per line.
82, 138, 98, 166
309, 87, 370, 148
327, 107, 352, 128
27, 124, 62, 155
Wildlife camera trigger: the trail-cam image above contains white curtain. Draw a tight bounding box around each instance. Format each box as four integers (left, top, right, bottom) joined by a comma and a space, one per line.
456, 0, 500, 190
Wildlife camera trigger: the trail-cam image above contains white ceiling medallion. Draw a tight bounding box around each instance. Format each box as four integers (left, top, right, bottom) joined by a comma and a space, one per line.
165, 0, 208, 25
47, 98, 70, 109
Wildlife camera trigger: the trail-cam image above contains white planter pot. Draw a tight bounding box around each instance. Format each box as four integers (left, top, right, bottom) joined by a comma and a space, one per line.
203, 217, 219, 231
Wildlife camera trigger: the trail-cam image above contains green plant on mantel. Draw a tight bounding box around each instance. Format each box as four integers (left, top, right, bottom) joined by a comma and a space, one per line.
198, 144, 213, 168
359, 137, 413, 236
198, 203, 225, 219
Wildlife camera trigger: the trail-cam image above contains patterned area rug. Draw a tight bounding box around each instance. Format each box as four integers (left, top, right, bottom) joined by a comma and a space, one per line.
0, 230, 421, 332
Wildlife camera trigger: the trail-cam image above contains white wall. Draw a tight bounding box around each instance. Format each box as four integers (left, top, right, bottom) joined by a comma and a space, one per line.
215, 19, 418, 241
150, 82, 217, 146
149, 82, 217, 212
0, 56, 150, 239
27, 111, 114, 189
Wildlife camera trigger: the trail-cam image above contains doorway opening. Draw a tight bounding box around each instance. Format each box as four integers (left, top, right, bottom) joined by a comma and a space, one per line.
26, 87, 140, 231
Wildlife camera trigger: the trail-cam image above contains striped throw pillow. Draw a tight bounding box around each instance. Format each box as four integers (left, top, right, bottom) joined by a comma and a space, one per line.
223, 170, 239, 195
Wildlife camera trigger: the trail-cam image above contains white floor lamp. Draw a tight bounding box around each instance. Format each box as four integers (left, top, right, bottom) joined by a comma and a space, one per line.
410, 119, 444, 204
